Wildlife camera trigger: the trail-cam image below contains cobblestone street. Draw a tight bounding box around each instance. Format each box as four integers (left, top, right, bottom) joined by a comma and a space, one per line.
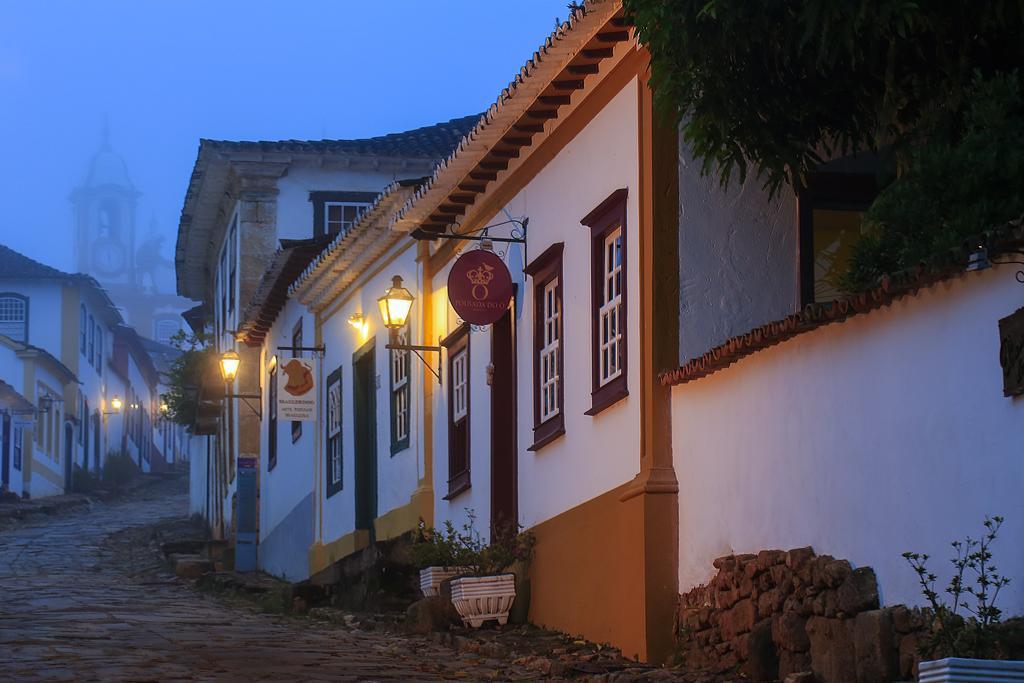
0, 479, 551, 682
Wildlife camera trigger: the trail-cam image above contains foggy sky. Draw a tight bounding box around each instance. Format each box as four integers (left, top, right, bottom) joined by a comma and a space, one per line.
0, 1, 562, 280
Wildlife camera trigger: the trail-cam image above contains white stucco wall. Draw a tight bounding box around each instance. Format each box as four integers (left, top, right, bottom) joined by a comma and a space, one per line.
672, 266, 1024, 613
258, 298, 316, 570
429, 76, 643, 536
677, 148, 798, 363
0, 281, 63, 353
319, 243, 423, 547
276, 165, 432, 242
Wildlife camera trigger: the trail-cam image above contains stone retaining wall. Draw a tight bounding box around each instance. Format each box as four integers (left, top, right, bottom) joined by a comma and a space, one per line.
677, 548, 927, 682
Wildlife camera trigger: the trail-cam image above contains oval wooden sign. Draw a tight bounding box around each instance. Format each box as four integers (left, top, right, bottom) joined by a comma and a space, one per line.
447, 249, 513, 325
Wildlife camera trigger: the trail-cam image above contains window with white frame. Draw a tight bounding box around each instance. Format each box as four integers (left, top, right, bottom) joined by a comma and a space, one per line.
88, 314, 95, 367
582, 189, 628, 416
452, 350, 468, 421
12, 425, 23, 470
390, 324, 410, 453
540, 278, 561, 421
599, 227, 623, 386
0, 294, 28, 342
95, 325, 103, 375
324, 202, 369, 236
79, 305, 87, 353
524, 241, 565, 450
325, 366, 343, 496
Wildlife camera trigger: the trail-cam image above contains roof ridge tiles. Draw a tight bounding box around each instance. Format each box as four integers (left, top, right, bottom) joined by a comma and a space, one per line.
660, 220, 1024, 387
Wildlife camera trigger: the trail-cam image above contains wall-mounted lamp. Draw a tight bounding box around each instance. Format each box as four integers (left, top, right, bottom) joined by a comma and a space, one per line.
267, 354, 278, 372
347, 313, 369, 339
218, 350, 261, 419
104, 395, 123, 416
377, 275, 442, 384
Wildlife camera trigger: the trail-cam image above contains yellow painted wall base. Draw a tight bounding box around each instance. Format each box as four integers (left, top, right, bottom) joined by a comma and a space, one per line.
528, 481, 648, 661
373, 498, 422, 542
308, 529, 370, 577
527, 480, 678, 664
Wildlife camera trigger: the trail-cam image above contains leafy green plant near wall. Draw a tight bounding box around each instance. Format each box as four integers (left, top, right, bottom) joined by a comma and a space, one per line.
624, 1, 1024, 293
164, 330, 217, 430
844, 73, 1024, 292
412, 511, 536, 576
904, 515, 1024, 660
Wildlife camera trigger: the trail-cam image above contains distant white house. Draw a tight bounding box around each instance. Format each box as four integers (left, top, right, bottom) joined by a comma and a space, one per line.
0, 243, 169, 497
175, 116, 479, 551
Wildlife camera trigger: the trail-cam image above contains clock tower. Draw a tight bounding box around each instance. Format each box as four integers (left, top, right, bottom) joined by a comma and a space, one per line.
70, 122, 139, 287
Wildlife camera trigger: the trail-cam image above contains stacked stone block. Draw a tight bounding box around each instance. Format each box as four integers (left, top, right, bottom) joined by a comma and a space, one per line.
677, 548, 927, 682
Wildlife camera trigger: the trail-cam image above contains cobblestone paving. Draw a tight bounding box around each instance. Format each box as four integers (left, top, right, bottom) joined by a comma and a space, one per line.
0, 480, 544, 682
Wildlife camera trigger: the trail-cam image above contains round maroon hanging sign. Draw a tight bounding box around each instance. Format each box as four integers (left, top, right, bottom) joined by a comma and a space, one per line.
447, 249, 513, 325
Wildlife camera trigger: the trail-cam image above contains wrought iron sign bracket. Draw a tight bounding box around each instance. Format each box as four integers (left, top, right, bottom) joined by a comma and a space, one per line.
223, 391, 262, 420
386, 331, 443, 385
411, 217, 528, 245
276, 345, 326, 356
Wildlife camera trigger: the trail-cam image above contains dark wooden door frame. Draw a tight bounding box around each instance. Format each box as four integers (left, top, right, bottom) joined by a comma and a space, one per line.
1, 413, 10, 489
490, 300, 518, 538
352, 338, 378, 538
64, 423, 73, 490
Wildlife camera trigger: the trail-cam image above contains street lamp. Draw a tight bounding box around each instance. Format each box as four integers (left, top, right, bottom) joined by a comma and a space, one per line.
377, 276, 415, 330
218, 349, 260, 419
377, 275, 442, 383
105, 395, 123, 416
220, 350, 241, 383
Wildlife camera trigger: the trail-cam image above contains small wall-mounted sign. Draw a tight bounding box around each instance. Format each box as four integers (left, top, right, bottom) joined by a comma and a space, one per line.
998, 307, 1024, 397
447, 249, 513, 326
278, 357, 317, 421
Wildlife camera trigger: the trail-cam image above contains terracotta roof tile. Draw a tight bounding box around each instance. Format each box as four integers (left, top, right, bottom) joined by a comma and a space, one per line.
202, 115, 481, 159
0, 244, 69, 279
660, 222, 1024, 387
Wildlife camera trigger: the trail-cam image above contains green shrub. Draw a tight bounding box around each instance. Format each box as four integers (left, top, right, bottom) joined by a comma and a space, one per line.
904, 515, 1016, 660
843, 72, 1024, 292
411, 510, 536, 575
71, 464, 101, 494
102, 451, 139, 491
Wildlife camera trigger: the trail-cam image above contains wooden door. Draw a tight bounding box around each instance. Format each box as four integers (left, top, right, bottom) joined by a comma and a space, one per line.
353, 340, 378, 536
64, 424, 73, 490
1, 413, 10, 489
490, 302, 518, 538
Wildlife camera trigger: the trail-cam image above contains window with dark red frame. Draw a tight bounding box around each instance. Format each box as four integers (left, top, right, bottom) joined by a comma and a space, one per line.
581, 188, 628, 416
442, 324, 470, 499
524, 242, 565, 450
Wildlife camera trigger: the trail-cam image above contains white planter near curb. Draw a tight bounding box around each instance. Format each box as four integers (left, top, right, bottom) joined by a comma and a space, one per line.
419, 566, 464, 597
450, 573, 516, 628
919, 657, 1024, 682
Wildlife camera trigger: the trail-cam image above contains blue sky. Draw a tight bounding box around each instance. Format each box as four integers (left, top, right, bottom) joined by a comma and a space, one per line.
0, 1, 562, 278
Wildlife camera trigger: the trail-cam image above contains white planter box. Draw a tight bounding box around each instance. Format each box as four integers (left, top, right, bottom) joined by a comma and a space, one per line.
450, 573, 517, 628
919, 657, 1024, 682
419, 566, 463, 598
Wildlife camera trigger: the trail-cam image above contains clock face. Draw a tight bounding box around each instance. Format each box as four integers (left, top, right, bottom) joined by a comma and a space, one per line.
93, 240, 126, 276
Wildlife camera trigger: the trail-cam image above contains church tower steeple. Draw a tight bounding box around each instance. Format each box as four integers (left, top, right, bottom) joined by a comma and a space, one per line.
70, 120, 140, 286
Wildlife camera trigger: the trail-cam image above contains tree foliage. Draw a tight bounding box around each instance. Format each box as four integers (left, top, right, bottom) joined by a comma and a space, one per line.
843, 72, 1024, 290
625, 0, 1024, 195
164, 330, 217, 430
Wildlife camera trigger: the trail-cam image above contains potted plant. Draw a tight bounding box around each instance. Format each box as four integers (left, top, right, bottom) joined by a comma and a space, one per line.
904, 516, 1024, 681
411, 520, 470, 597
447, 512, 535, 628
